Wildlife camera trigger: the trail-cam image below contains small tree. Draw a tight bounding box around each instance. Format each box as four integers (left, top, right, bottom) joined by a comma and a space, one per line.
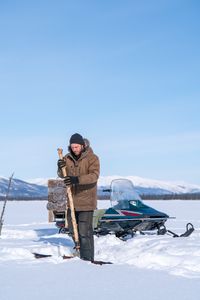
0, 173, 14, 236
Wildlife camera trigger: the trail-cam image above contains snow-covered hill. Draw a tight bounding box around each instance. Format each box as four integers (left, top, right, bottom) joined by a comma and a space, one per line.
0, 177, 47, 199
28, 175, 200, 195
1, 175, 200, 199
26, 177, 50, 186
98, 175, 200, 195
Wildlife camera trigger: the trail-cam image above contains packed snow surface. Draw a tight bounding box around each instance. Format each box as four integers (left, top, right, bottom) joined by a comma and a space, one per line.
0, 200, 200, 300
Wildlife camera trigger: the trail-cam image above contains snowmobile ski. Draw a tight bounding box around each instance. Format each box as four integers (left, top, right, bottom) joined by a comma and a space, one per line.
166, 223, 194, 238
32, 252, 112, 264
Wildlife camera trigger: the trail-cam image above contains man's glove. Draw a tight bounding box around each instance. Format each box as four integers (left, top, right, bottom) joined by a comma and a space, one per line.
57, 159, 66, 169
64, 176, 79, 186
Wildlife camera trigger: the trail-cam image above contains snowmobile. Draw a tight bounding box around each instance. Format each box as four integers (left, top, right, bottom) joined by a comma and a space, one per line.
92, 178, 170, 238
53, 178, 194, 239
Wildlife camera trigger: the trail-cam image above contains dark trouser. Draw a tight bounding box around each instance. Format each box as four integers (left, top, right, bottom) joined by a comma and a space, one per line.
67, 209, 94, 261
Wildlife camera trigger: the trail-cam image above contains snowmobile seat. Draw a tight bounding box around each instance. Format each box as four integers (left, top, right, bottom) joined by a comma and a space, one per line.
93, 209, 106, 229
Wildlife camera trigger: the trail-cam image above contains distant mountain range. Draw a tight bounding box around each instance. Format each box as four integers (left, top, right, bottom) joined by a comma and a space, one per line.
1, 175, 200, 200
0, 177, 47, 199
98, 176, 200, 195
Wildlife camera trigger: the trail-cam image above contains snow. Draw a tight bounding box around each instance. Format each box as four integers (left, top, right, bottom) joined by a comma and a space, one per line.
98, 175, 200, 194
0, 200, 200, 299
0, 177, 47, 198
26, 175, 200, 194
1, 175, 200, 199
26, 178, 50, 186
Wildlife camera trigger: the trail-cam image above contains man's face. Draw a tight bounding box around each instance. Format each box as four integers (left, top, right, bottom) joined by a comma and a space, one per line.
71, 143, 83, 156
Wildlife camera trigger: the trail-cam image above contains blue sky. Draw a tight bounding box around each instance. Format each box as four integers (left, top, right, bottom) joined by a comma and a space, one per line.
0, 0, 200, 184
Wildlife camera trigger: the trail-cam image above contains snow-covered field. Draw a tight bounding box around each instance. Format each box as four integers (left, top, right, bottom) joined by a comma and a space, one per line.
0, 200, 200, 300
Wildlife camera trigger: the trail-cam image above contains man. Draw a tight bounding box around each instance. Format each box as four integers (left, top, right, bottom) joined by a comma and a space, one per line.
57, 133, 100, 261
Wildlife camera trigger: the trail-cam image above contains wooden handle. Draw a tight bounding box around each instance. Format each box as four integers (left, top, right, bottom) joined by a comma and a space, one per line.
66, 186, 80, 250
57, 147, 80, 251
57, 148, 63, 159
57, 148, 67, 177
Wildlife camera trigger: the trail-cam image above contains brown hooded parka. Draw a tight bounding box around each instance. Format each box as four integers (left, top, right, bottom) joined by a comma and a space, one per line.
58, 146, 100, 211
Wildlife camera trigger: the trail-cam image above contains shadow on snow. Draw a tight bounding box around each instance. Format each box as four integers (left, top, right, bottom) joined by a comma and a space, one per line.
34, 228, 74, 248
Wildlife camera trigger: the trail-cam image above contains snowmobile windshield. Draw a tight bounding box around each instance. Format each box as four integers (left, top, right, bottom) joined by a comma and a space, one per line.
110, 179, 142, 209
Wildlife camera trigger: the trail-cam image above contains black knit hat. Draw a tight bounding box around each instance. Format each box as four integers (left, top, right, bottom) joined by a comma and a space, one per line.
69, 133, 85, 145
